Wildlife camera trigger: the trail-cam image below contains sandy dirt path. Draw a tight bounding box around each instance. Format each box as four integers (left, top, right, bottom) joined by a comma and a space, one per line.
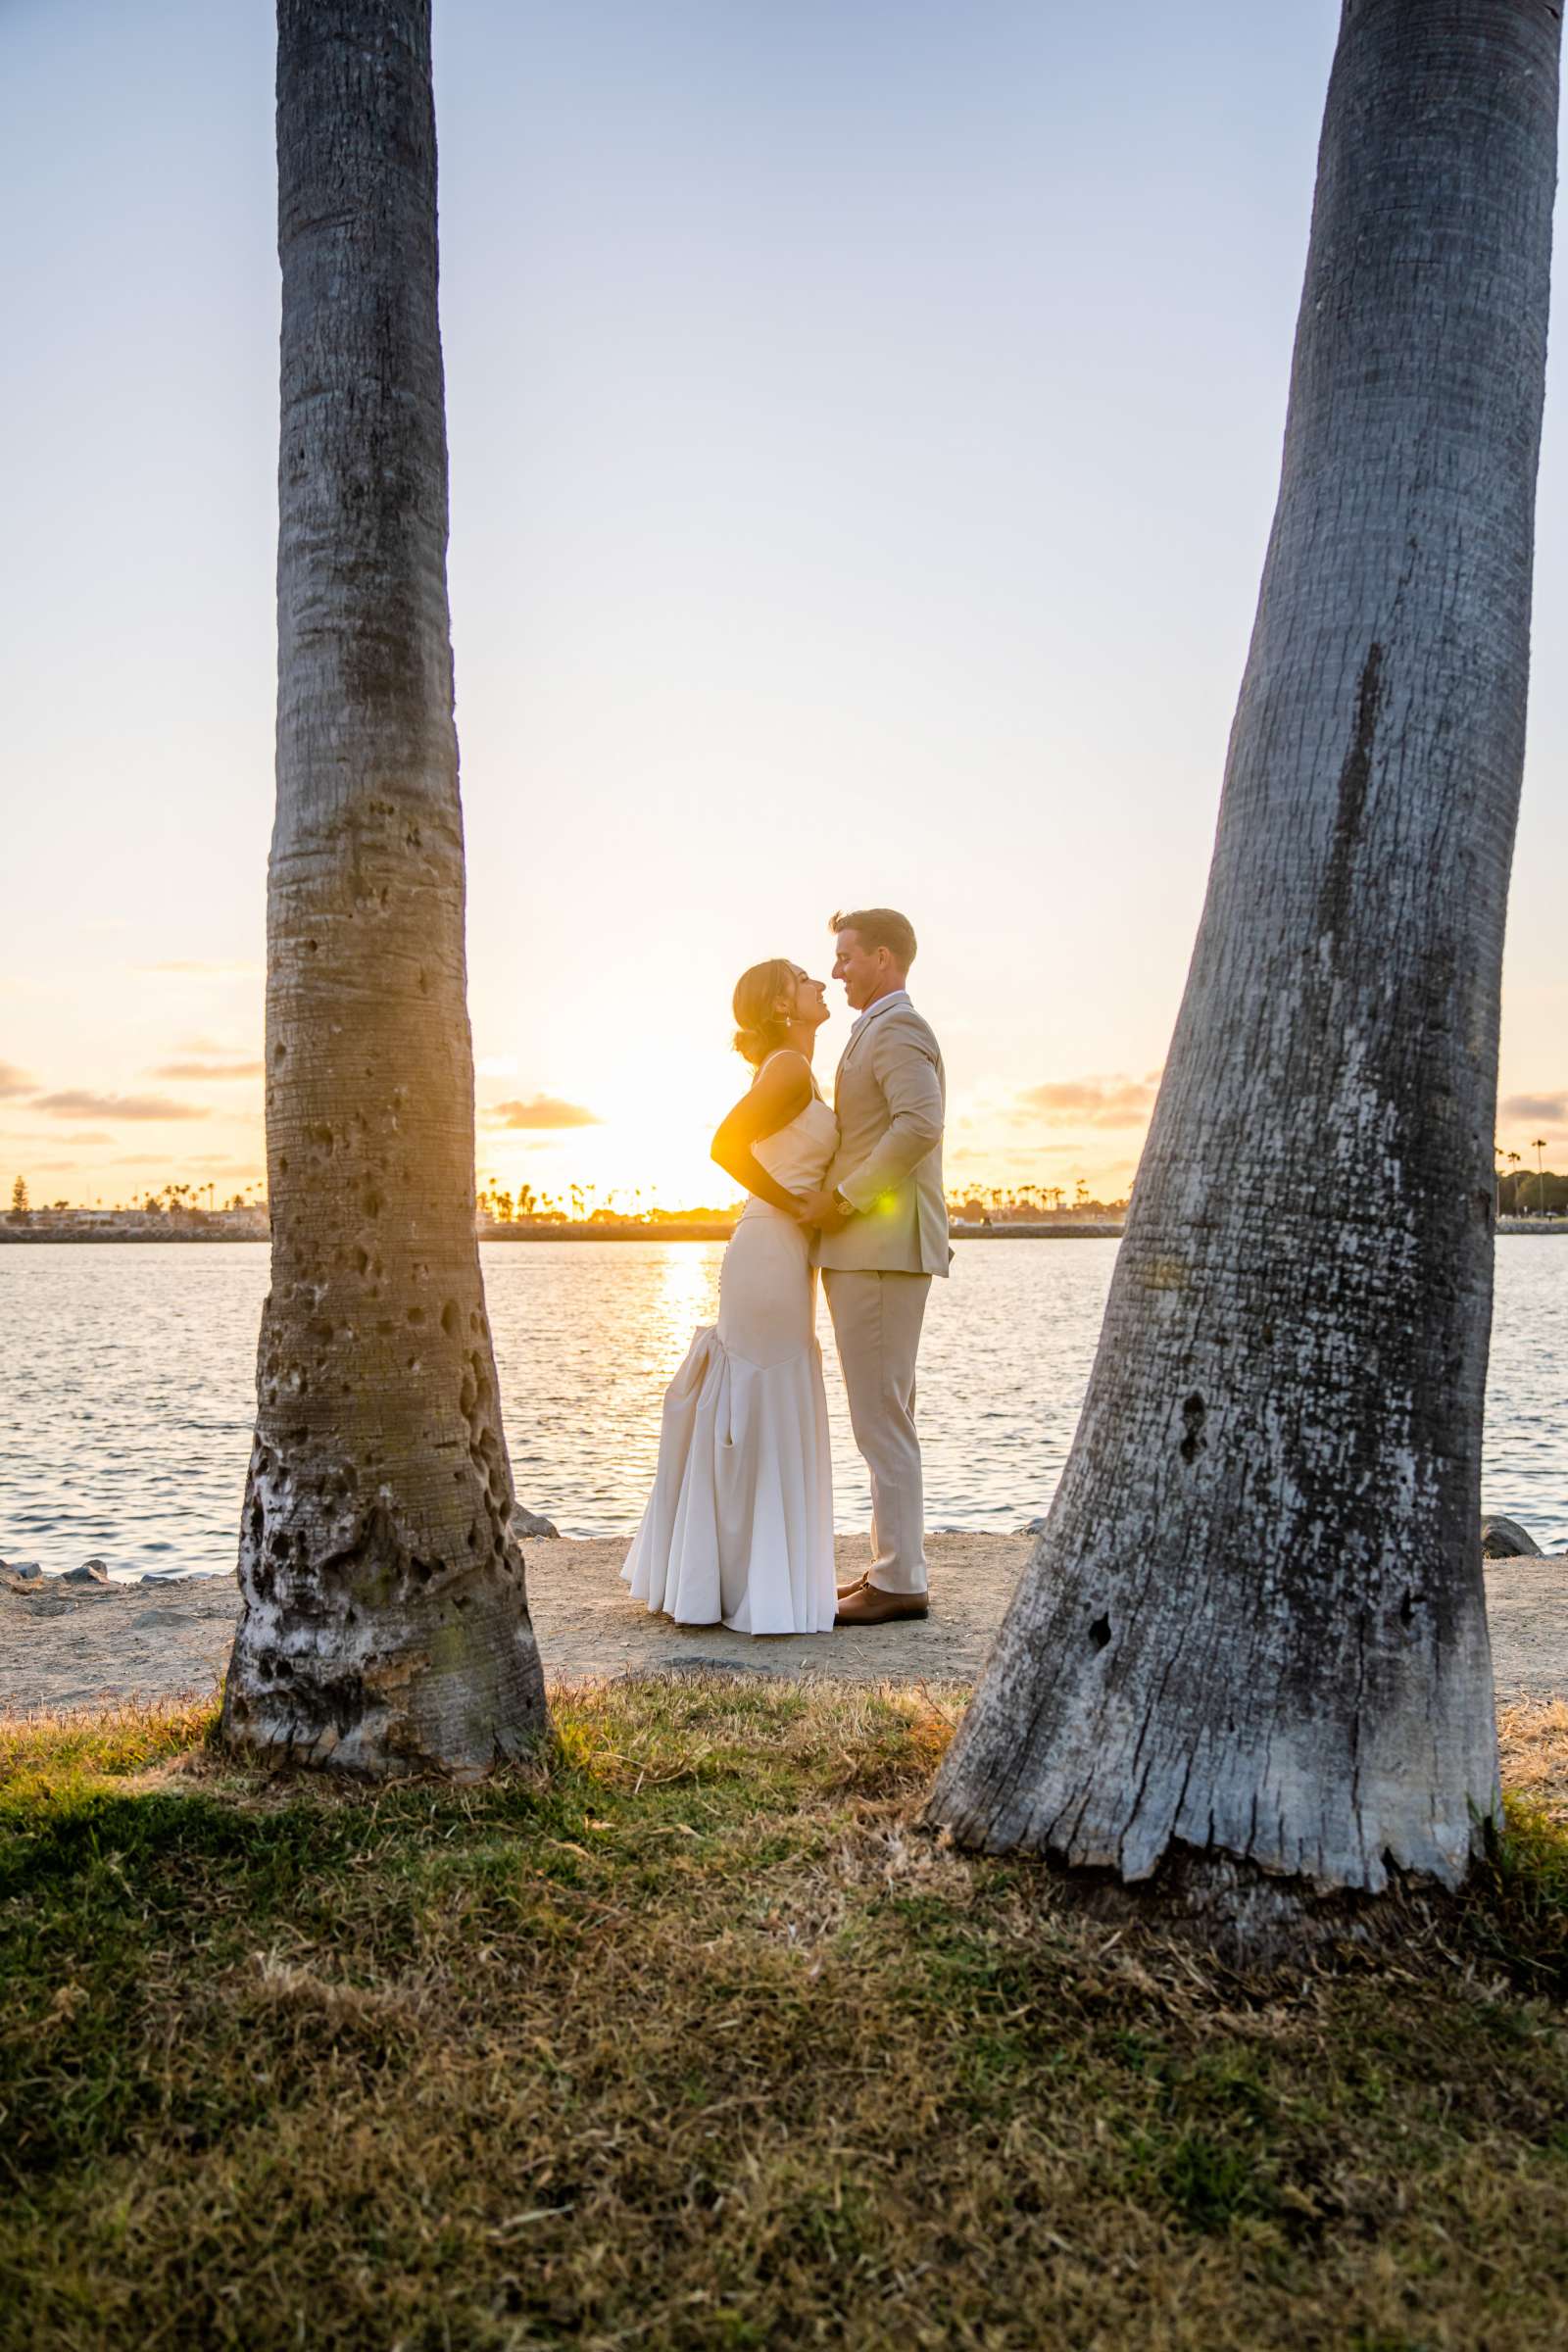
3, 1535, 1565, 1715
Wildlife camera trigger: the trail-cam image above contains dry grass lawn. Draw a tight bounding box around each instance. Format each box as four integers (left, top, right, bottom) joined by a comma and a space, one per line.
2, 1678, 1567, 2350
1498, 1696, 1568, 1823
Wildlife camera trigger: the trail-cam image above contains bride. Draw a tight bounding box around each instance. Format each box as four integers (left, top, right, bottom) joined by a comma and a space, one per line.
621, 957, 838, 1634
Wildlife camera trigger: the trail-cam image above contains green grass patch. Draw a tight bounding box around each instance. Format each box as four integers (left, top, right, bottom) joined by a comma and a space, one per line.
2, 1678, 1567, 2349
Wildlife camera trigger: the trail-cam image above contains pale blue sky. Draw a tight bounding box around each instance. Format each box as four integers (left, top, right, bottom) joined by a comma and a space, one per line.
2, 0, 1565, 1205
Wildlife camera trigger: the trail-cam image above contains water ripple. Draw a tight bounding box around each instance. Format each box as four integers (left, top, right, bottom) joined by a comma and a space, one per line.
0, 1239, 1564, 1580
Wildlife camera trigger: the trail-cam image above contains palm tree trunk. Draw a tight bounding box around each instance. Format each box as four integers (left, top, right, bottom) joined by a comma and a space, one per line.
928, 0, 1560, 1939
222, 0, 548, 1774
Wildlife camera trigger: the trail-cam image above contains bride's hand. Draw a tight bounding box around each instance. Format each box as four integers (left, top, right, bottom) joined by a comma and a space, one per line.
794, 1188, 847, 1232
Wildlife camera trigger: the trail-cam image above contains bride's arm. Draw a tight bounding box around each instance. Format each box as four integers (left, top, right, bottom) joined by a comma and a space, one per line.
710, 1054, 814, 1217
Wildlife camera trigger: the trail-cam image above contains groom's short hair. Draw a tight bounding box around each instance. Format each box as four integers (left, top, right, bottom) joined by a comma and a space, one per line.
830, 906, 917, 970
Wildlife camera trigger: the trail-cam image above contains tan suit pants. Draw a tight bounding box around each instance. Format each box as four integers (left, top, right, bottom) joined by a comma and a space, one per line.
822, 1268, 931, 1595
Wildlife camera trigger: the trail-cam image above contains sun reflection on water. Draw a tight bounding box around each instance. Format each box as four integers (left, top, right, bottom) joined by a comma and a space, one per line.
5, 1240, 1568, 1568
651, 1243, 717, 1374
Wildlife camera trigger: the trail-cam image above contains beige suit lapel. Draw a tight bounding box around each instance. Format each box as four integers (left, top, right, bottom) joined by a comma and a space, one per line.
833, 1025, 864, 1111
834, 995, 912, 1110
835, 1023, 874, 1109
836, 999, 899, 1099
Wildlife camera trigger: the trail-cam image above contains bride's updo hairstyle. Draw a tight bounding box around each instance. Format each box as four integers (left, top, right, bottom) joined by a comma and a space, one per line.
732, 958, 797, 1067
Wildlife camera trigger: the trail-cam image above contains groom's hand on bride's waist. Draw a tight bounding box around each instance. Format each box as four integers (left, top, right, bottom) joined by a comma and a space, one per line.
796, 1188, 853, 1235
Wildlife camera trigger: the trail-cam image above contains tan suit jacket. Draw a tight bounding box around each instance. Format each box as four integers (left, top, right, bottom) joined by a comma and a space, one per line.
814, 997, 950, 1277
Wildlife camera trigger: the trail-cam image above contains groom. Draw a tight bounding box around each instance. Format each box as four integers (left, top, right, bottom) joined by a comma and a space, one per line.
799, 906, 950, 1627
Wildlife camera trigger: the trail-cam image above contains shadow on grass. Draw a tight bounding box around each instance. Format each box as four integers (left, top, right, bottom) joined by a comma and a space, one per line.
1, 1679, 1566, 2351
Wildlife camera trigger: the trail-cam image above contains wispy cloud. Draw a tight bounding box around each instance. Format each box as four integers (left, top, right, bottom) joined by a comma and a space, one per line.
1014, 1075, 1159, 1129
484, 1095, 603, 1131
960, 1142, 1140, 1173
107, 1153, 264, 1178
953, 1139, 1087, 1161
1500, 1092, 1568, 1124
138, 959, 263, 978
35, 1090, 211, 1123
150, 1059, 265, 1081
62, 1130, 114, 1145
0, 1061, 36, 1099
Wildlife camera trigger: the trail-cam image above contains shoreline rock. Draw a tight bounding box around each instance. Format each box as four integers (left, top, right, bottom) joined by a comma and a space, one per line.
512, 1505, 561, 1540
1482, 1514, 1545, 1559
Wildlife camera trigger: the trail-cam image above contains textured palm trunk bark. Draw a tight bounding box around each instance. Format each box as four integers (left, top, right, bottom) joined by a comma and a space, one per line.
928, 0, 1559, 1924
223, 0, 548, 1774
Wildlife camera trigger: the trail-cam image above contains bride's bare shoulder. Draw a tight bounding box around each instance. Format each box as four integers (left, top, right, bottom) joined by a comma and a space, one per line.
713, 1050, 812, 1150
749, 1049, 814, 1112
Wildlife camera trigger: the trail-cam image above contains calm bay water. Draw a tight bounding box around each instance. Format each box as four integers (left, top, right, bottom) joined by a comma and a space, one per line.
2, 1238, 1567, 1581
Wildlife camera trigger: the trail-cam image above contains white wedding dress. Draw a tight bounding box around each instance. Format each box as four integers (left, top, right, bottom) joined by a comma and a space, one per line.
622, 1059, 838, 1634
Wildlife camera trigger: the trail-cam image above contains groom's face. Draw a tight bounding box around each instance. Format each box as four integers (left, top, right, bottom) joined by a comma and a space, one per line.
832, 928, 890, 1012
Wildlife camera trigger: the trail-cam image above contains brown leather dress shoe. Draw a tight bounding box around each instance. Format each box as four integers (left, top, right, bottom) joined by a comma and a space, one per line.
835, 1570, 871, 1601
834, 1581, 929, 1628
